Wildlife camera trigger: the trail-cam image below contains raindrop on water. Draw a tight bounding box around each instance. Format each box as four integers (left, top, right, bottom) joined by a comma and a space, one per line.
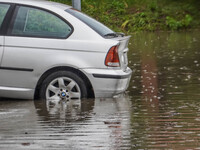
132, 86, 137, 89
193, 38, 197, 42
187, 75, 191, 79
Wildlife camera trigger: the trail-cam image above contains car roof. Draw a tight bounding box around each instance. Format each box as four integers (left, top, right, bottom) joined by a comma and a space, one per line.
0, 0, 71, 10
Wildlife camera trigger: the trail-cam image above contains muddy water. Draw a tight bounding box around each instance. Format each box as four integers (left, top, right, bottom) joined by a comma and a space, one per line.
0, 98, 132, 149
127, 30, 200, 149
0, 30, 200, 149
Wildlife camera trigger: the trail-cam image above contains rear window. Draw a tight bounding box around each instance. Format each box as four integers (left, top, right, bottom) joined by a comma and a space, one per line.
66, 8, 114, 37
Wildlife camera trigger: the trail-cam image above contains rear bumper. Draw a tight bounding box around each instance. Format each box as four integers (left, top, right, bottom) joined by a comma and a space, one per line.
82, 67, 132, 98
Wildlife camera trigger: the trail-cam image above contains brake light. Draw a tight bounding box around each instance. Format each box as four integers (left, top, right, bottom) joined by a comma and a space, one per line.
105, 45, 120, 67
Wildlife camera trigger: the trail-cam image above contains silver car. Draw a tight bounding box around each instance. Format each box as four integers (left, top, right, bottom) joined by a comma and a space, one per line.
0, 0, 132, 100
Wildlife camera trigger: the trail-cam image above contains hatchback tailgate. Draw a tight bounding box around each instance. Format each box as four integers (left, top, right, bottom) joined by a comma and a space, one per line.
115, 36, 131, 71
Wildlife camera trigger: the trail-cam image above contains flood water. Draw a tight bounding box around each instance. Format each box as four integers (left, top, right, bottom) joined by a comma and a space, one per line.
0, 30, 200, 149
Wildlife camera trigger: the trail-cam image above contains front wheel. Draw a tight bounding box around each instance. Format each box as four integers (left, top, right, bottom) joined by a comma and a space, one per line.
39, 71, 88, 101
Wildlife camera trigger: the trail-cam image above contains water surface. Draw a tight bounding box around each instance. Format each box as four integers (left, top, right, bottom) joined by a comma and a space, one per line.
127, 30, 200, 149
0, 30, 200, 149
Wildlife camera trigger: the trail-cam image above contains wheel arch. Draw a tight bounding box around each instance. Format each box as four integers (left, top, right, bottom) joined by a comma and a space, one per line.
34, 66, 95, 99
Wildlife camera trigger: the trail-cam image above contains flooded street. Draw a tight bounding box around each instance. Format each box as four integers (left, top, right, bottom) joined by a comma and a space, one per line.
0, 98, 132, 149
1, 30, 200, 149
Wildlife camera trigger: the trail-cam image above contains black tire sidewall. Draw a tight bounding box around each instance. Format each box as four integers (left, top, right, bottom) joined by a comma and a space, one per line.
39, 71, 88, 100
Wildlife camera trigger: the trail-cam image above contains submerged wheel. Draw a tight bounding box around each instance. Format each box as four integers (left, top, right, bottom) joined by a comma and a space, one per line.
39, 71, 88, 100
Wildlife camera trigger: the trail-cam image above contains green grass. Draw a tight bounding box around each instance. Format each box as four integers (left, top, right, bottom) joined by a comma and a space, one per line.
50, 0, 200, 32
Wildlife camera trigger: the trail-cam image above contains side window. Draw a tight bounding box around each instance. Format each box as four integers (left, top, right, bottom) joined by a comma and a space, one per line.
11, 6, 72, 38
0, 4, 10, 28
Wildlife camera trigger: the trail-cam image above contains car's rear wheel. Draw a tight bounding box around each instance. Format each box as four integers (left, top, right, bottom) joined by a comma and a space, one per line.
39, 71, 88, 100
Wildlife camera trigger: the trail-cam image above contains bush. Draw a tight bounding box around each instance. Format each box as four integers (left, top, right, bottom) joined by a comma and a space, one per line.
49, 0, 200, 32
166, 14, 193, 30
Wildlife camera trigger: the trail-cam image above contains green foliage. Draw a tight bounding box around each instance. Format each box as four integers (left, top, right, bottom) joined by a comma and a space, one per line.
127, 12, 159, 31
166, 16, 182, 30
166, 15, 193, 30
50, 0, 200, 32
148, 0, 158, 12
184, 14, 193, 27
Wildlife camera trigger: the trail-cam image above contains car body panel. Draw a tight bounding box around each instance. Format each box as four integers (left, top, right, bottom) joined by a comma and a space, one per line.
82, 67, 132, 97
114, 36, 131, 71
0, 86, 34, 99
0, 36, 3, 63
1, 37, 111, 88
0, 0, 70, 10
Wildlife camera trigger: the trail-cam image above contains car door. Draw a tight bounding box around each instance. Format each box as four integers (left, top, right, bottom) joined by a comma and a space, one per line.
0, 36, 3, 64
0, 5, 73, 89
0, 3, 11, 84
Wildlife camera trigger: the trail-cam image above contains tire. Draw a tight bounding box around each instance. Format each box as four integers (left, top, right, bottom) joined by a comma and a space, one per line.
39, 71, 88, 100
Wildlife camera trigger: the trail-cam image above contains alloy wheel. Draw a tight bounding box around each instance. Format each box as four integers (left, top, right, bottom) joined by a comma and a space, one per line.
45, 77, 81, 101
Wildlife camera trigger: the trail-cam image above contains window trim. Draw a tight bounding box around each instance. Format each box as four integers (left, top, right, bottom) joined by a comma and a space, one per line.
0, 2, 15, 35
7, 4, 74, 39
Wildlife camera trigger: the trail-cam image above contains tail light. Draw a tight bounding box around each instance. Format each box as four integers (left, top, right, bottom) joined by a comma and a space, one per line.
105, 45, 120, 67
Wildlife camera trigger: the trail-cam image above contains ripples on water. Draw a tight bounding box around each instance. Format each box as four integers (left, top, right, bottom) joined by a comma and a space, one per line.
0, 30, 200, 149
0, 98, 132, 150
128, 30, 200, 149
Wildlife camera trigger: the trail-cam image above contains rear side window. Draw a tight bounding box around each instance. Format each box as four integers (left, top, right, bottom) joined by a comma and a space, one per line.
0, 4, 10, 28
66, 8, 114, 37
11, 6, 72, 38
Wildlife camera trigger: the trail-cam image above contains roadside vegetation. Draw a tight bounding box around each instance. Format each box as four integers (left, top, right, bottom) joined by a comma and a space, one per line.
50, 0, 200, 32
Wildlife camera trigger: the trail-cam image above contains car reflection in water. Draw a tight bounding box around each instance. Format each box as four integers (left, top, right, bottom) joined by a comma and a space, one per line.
33, 97, 131, 149
34, 99, 95, 123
